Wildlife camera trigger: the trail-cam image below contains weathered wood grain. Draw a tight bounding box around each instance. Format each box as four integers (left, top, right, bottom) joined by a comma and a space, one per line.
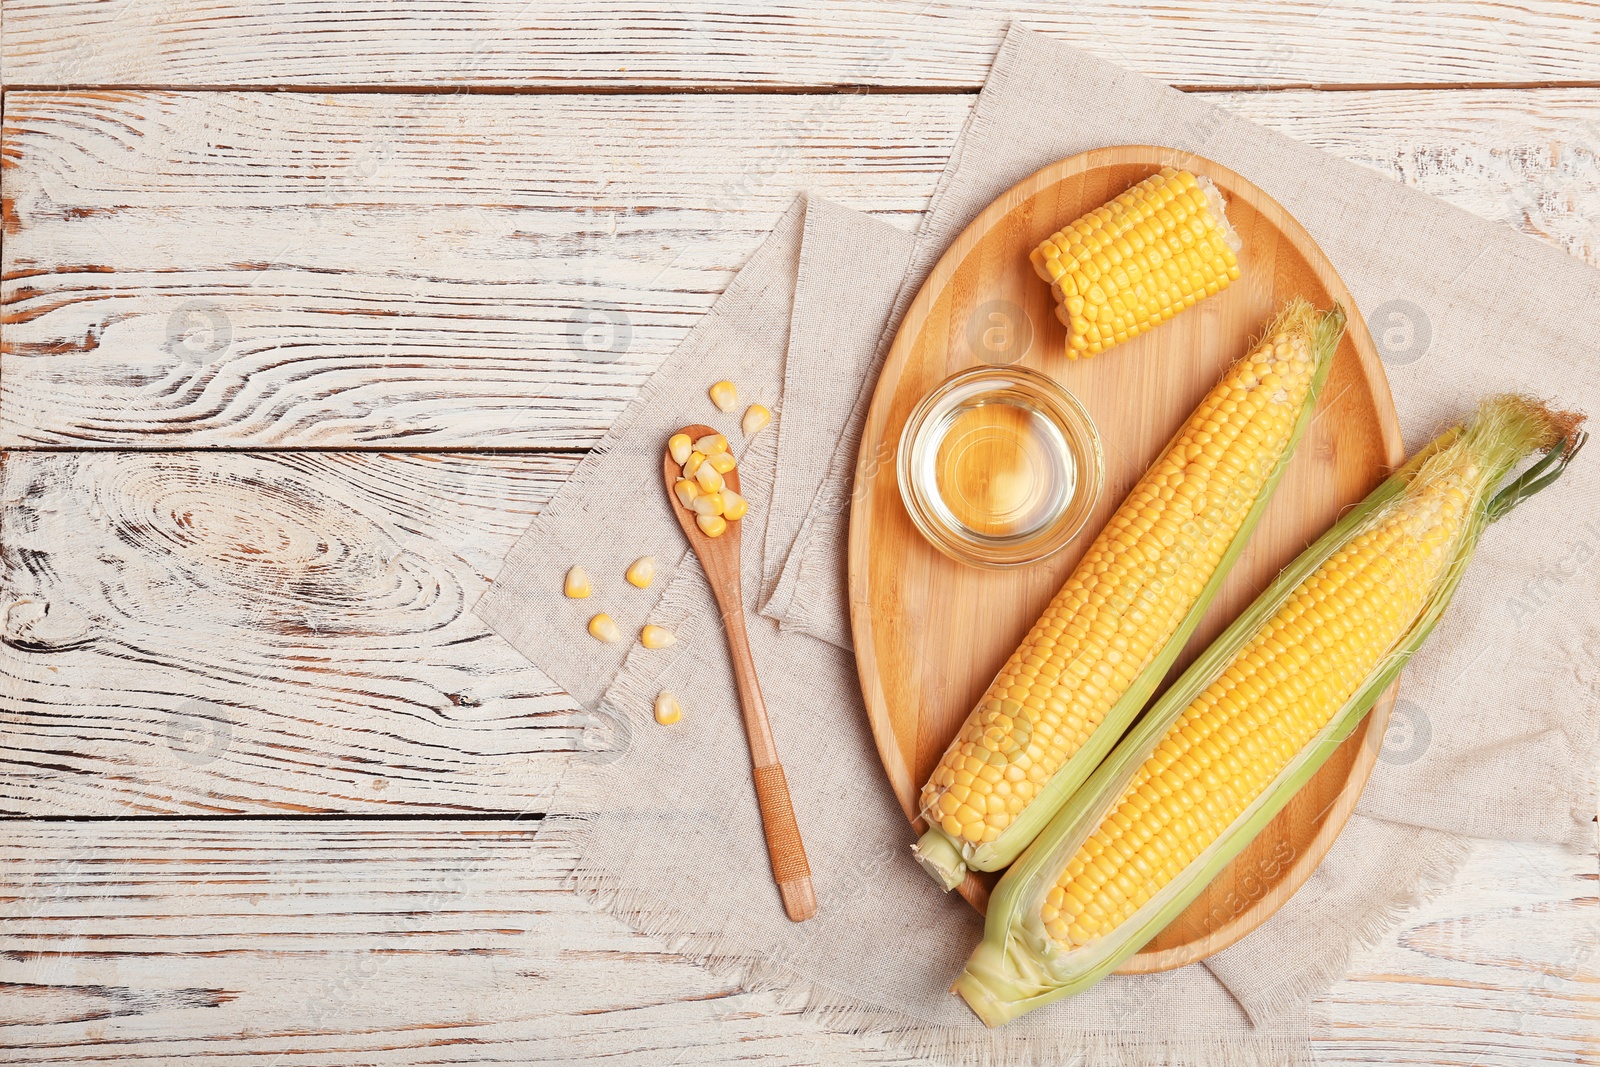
5, 1, 1600, 90
0, 822, 1589, 1065
0, 450, 589, 816
0, 91, 961, 448
7, 89, 1600, 449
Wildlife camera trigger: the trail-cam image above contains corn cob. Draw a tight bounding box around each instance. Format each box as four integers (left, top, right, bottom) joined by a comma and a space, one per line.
1030, 168, 1242, 358
912, 300, 1345, 890
955, 395, 1587, 1026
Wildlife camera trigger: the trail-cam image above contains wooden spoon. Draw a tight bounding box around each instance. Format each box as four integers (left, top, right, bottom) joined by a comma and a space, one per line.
664, 425, 817, 922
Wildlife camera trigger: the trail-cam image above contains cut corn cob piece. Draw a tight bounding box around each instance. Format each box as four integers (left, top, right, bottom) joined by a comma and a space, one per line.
654, 691, 683, 725
1030, 168, 1241, 358
709, 380, 739, 413
587, 613, 621, 643
563, 565, 592, 599
641, 624, 676, 649
673, 479, 700, 509
694, 433, 728, 455
743, 404, 771, 436
911, 300, 1345, 892
955, 396, 1586, 1026
668, 433, 694, 466
697, 513, 728, 538
720, 489, 748, 522
626, 556, 656, 589
707, 451, 738, 474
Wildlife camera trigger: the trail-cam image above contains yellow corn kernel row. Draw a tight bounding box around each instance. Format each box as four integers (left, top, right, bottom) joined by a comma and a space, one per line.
918, 320, 1319, 850
1040, 470, 1470, 948
668, 429, 750, 538
1030, 168, 1241, 358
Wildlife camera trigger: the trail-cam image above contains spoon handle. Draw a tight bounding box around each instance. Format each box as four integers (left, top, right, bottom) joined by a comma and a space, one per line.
719, 595, 817, 923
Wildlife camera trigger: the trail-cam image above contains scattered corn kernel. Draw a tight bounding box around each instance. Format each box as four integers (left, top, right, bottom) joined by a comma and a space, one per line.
673, 479, 700, 508
742, 404, 771, 436
667, 433, 693, 466
693, 433, 728, 455
709, 380, 739, 413
696, 513, 728, 537
563, 565, 592, 599
654, 691, 683, 725
625, 556, 656, 589
587, 613, 621, 643
641, 624, 677, 649
692, 492, 725, 517
706, 451, 737, 474
695, 464, 724, 493
720, 489, 749, 522
683, 451, 706, 479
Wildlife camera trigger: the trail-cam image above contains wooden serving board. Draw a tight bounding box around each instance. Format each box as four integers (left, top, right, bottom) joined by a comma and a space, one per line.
848, 146, 1405, 972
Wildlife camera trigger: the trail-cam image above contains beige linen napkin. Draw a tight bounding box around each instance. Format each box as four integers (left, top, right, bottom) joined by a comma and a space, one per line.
477, 25, 1598, 1064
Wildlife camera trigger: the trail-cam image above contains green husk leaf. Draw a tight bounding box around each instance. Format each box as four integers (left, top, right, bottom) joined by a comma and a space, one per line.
954, 394, 1586, 1026
914, 301, 1347, 890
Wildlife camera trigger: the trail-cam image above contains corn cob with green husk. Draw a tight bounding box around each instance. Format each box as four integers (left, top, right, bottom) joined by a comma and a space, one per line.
954, 395, 1587, 1026
911, 300, 1346, 891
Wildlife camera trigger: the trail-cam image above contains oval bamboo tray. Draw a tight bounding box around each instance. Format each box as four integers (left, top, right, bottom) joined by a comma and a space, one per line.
848, 146, 1405, 973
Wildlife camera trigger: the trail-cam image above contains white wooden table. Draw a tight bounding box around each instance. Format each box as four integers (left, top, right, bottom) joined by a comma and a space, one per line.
1, 5, 1596, 1063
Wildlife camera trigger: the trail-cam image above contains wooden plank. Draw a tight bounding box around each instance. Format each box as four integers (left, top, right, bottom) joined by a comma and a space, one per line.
6, 88, 1600, 449
0, 822, 1589, 1064
0, 91, 963, 449
5, 2, 1600, 90
0, 450, 591, 816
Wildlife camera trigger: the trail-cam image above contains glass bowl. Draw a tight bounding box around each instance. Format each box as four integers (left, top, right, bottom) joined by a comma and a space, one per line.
897, 365, 1104, 569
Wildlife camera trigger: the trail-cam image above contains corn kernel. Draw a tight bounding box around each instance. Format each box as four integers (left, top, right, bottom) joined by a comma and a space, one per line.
667, 433, 693, 466
693, 433, 728, 455
641, 624, 676, 649
692, 492, 724, 517
706, 451, 737, 474
654, 691, 683, 725
683, 451, 706, 479
563, 565, 592, 599
696, 513, 728, 538
625, 556, 655, 589
709, 380, 739, 413
695, 464, 724, 493
742, 404, 771, 436
673, 479, 700, 509
587, 613, 620, 643
720, 489, 749, 522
